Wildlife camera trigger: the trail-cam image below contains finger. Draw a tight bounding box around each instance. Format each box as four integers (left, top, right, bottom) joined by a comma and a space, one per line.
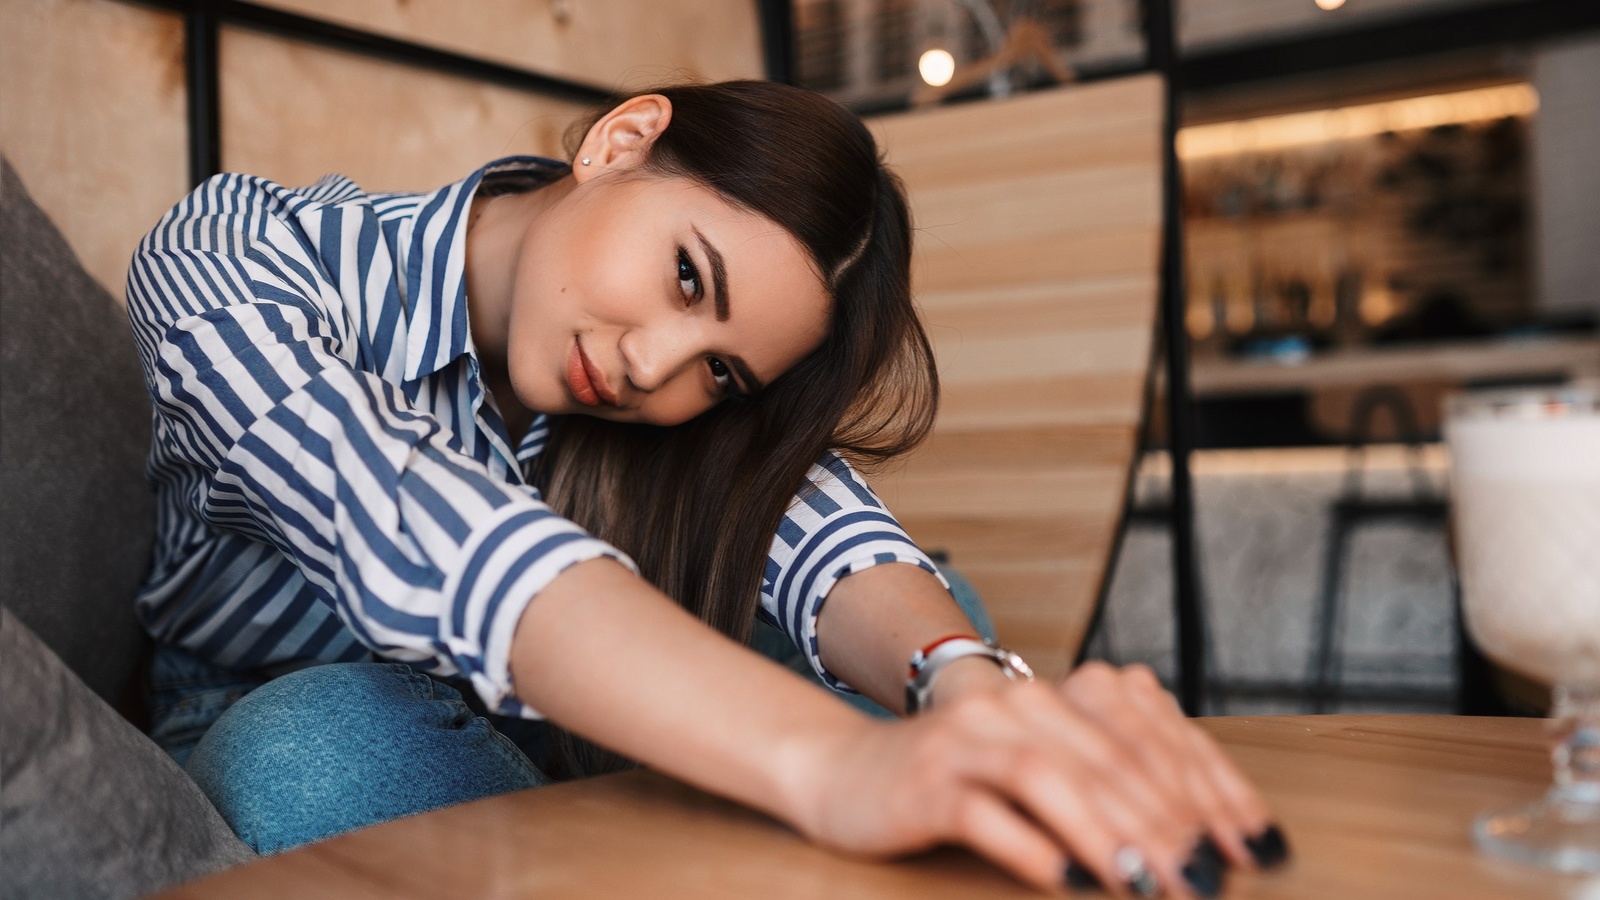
1074, 668, 1243, 853
945, 728, 1175, 897
941, 789, 1069, 893
908, 695, 1128, 889
999, 682, 1201, 865
1059, 664, 1200, 810
1058, 665, 1215, 845
934, 684, 1210, 894
1119, 670, 1272, 828
939, 689, 1154, 860
941, 687, 1162, 822
1174, 714, 1271, 827
1068, 659, 1254, 877
1110, 666, 1275, 870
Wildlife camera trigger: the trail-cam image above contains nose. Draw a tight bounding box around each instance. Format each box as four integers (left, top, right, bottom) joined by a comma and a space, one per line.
618, 322, 702, 394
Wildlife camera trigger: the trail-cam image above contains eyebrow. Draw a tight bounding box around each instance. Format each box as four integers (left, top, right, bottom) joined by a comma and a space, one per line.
692, 227, 730, 323
690, 227, 764, 396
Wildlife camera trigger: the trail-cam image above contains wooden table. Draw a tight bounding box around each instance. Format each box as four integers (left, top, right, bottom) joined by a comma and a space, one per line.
160, 716, 1594, 899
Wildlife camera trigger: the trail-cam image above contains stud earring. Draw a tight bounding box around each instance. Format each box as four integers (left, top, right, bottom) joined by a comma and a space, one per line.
581, 157, 591, 166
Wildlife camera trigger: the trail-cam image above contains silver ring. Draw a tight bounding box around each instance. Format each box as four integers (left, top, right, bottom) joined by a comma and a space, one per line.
1113, 845, 1161, 898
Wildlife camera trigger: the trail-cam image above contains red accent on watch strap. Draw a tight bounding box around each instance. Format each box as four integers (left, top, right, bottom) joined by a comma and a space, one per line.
908, 634, 983, 677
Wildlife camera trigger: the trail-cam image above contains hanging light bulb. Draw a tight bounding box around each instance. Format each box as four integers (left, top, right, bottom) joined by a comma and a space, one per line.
919, 48, 956, 87
1315, 0, 1346, 9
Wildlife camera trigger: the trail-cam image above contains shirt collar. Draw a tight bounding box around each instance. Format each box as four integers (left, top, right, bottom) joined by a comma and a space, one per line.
400, 155, 570, 383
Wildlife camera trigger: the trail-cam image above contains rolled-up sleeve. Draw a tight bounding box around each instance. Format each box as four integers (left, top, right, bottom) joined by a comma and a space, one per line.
760, 453, 948, 692
126, 174, 632, 717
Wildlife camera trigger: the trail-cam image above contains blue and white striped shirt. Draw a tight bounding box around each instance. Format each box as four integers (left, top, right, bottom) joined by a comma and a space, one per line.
125, 156, 942, 716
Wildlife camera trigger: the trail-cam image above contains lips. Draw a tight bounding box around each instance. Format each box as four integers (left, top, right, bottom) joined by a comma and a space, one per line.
566, 340, 616, 407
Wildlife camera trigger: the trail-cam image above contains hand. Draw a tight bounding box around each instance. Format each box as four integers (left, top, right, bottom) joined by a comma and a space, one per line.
787, 663, 1279, 897
1056, 663, 1277, 875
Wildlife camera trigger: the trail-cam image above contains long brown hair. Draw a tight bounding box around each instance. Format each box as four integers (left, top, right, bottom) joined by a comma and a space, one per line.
530, 81, 937, 776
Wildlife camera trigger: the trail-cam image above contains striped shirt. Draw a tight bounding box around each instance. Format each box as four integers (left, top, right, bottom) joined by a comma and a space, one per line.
124, 156, 943, 717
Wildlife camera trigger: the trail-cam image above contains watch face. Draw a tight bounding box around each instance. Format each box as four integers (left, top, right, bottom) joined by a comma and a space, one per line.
987, 647, 1032, 682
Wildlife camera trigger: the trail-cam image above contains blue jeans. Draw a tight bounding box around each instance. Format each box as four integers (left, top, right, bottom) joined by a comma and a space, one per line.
152, 564, 994, 854
176, 662, 546, 854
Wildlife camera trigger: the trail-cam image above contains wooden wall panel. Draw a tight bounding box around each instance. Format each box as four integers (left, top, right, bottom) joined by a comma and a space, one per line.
0, 0, 188, 301
939, 373, 1150, 430
221, 26, 589, 193
869, 75, 1164, 679
253, 0, 764, 90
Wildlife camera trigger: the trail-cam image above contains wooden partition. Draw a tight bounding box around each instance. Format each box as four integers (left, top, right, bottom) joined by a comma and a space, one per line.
250, 0, 764, 90
220, 26, 586, 193
868, 75, 1164, 680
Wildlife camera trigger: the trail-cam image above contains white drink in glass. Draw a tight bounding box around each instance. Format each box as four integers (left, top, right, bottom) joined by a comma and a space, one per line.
1447, 381, 1600, 874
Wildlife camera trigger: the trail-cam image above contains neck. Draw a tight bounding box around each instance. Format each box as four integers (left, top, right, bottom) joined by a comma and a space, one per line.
464, 174, 575, 442
463, 176, 575, 375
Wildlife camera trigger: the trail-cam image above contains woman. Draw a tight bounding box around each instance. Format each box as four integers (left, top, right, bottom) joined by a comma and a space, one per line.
126, 80, 1284, 896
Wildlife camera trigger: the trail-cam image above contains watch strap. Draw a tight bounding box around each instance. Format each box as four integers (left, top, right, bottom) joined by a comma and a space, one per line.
905, 636, 1034, 714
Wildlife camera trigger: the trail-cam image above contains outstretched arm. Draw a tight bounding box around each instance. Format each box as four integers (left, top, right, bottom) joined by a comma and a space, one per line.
508, 557, 1278, 896
816, 558, 1278, 873
817, 561, 1013, 712
509, 558, 863, 829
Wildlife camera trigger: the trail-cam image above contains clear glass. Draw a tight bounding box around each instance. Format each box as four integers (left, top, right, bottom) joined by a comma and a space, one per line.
1446, 381, 1600, 874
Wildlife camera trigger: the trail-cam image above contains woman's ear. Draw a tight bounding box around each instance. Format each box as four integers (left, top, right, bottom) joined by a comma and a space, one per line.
572, 94, 673, 183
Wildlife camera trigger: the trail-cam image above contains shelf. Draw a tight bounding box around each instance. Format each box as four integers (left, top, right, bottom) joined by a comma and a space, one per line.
1191, 334, 1600, 396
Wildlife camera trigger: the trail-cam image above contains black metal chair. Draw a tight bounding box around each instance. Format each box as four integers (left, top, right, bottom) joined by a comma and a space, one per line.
1306, 386, 1452, 713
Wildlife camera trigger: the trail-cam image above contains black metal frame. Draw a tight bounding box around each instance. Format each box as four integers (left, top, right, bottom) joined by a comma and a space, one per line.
757, 0, 798, 85
181, 3, 221, 189
1142, 0, 1207, 715
117, 0, 1599, 716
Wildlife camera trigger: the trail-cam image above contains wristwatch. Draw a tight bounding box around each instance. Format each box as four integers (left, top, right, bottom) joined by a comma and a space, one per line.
905, 635, 1035, 714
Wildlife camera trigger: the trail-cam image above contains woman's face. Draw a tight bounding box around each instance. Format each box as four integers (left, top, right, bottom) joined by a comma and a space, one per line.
502, 169, 832, 427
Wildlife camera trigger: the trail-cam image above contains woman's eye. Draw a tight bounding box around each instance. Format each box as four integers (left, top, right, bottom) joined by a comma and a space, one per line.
707, 357, 733, 391
676, 247, 702, 302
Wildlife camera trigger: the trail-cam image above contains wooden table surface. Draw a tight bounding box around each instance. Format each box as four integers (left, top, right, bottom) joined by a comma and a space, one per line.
159, 716, 1595, 899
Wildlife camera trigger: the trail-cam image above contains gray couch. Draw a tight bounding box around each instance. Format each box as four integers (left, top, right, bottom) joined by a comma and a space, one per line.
0, 157, 255, 899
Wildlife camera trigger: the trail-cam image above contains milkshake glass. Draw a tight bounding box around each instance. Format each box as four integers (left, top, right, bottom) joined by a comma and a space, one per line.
1446, 381, 1600, 873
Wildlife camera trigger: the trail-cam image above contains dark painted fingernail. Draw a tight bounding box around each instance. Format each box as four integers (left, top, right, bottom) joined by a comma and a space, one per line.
1245, 823, 1290, 869
1063, 861, 1101, 892
1181, 841, 1225, 899
1194, 834, 1227, 870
